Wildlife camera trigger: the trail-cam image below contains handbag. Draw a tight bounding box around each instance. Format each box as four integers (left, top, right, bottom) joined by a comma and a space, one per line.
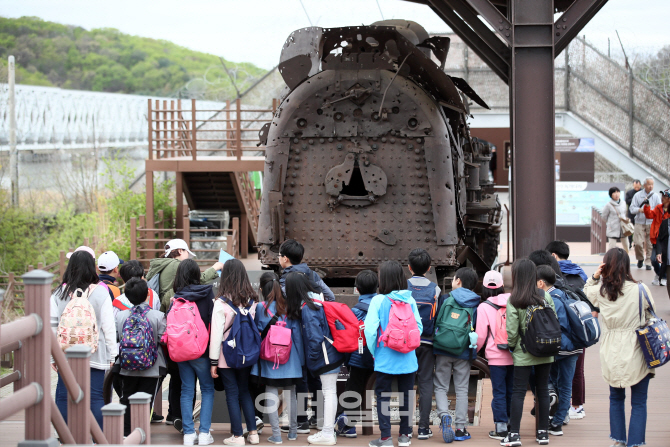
635, 283, 670, 368
614, 204, 634, 238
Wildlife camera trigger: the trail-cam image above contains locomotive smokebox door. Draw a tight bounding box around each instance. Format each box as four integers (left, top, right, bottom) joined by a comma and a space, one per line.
325, 152, 388, 209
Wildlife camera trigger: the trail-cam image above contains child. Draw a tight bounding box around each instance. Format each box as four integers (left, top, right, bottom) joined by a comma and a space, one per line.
169, 259, 216, 446
407, 248, 441, 440
252, 271, 305, 444
334, 270, 378, 438
365, 261, 423, 447
433, 267, 480, 442
113, 260, 161, 318
278, 239, 335, 301
115, 278, 166, 436
536, 265, 581, 436
287, 272, 344, 446
501, 259, 556, 447
474, 271, 513, 440
98, 250, 123, 301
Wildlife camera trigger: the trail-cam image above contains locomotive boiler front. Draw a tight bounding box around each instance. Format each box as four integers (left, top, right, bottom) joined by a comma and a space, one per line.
257, 23, 501, 289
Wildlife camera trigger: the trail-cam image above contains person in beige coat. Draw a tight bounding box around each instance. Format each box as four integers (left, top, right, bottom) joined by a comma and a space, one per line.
584, 248, 655, 447
601, 186, 630, 254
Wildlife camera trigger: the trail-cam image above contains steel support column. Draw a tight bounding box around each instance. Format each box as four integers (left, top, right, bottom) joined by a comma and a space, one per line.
510, 0, 556, 258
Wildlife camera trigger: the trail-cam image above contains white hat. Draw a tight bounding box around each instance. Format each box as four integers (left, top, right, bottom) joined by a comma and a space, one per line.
483, 270, 504, 289
66, 246, 95, 260
165, 239, 196, 258
98, 251, 123, 272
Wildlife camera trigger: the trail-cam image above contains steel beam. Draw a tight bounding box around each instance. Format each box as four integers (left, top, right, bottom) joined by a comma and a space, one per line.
555, 0, 609, 55
443, 0, 511, 56
510, 0, 556, 258
465, 0, 512, 45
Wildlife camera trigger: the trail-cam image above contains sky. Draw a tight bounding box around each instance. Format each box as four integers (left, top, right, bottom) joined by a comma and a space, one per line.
0, 0, 668, 69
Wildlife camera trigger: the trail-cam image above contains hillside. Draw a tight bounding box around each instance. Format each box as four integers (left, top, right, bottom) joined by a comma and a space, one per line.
0, 16, 267, 99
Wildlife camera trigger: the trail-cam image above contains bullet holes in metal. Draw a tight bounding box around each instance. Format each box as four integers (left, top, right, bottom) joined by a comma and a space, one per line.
334, 112, 344, 122
317, 109, 324, 115
372, 112, 380, 121
408, 118, 419, 129
297, 118, 307, 128
392, 107, 400, 114
353, 108, 363, 117
358, 251, 364, 257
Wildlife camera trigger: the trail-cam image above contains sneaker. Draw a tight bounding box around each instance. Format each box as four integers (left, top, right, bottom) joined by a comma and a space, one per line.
282, 421, 310, 434
536, 430, 549, 445
268, 435, 283, 444
288, 431, 298, 441
308, 416, 318, 429
174, 418, 184, 434
638, 260, 644, 268
549, 390, 558, 415
417, 428, 433, 440
489, 431, 507, 440
568, 406, 585, 419
530, 407, 535, 417
369, 438, 393, 447
500, 432, 521, 446
562, 414, 569, 425
334, 414, 356, 438
547, 423, 563, 436
661, 278, 667, 286
223, 435, 245, 446
440, 414, 455, 443
454, 429, 471, 441
166, 414, 175, 425
199, 431, 214, 446
183, 433, 198, 446
646, 265, 652, 270
244, 417, 264, 437
398, 434, 411, 447
248, 433, 259, 445
151, 413, 165, 424
652, 275, 660, 285
307, 431, 336, 445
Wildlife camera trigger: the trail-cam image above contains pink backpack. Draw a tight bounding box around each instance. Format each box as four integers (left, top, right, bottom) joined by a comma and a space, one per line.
378, 298, 421, 354
260, 303, 292, 369
164, 297, 209, 362
484, 300, 509, 350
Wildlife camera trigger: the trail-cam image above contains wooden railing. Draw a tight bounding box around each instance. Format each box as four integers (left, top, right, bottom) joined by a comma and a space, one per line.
0, 271, 151, 445
590, 207, 608, 254
236, 171, 261, 237
148, 98, 276, 160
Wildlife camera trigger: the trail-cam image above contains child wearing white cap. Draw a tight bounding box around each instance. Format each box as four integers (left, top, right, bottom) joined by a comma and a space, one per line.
98, 251, 124, 301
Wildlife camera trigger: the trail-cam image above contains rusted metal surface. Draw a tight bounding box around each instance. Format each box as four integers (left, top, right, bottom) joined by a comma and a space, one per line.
259, 22, 502, 286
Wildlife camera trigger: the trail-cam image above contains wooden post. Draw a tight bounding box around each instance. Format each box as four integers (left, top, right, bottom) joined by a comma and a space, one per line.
148, 99, 153, 160
232, 217, 240, 258
272, 98, 278, 113
183, 215, 190, 246
59, 250, 66, 279
170, 100, 176, 158
130, 217, 137, 260
146, 171, 155, 259
129, 392, 152, 445
176, 172, 184, 230
236, 98, 242, 160
19, 269, 56, 447
102, 403, 126, 445
163, 99, 168, 159
226, 99, 232, 156
191, 98, 197, 160
13, 340, 25, 391
65, 345, 92, 444
240, 214, 248, 259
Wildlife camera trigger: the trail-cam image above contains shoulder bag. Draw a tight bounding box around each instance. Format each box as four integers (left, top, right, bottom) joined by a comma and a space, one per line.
614, 204, 635, 238
635, 283, 670, 368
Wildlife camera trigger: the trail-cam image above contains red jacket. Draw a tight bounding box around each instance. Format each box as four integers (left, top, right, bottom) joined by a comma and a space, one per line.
643, 204, 670, 244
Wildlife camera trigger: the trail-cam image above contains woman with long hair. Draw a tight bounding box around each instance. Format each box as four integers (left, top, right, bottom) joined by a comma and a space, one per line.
252, 271, 305, 444
584, 248, 655, 447
501, 258, 556, 447
209, 259, 260, 445
50, 250, 117, 429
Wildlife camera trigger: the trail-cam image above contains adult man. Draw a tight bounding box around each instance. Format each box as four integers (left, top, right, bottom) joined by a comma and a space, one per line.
629, 178, 661, 270
626, 180, 642, 248
656, 215, 670, 300
645, 190, 670, 286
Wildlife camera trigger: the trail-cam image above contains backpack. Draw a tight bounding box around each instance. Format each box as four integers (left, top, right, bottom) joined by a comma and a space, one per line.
260, 303, 293, 369
164, 297, 209, 362
483, 300, 509, 350
147, 273, 161, 298
352, 302, 369, 355
554, 293, 600, 349
102, 279, 121, 300
378, 298, 421, 354
322, 301, 360, 353
521, 298, 562, 357
119, 305, 158, 371
221, 298, 261, 368
407, 280, 438, 337
113, 289, 157, 312
433, 295, 477, 356
57, 285, 99, 353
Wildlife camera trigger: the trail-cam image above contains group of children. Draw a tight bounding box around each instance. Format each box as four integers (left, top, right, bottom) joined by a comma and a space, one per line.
51, 238, 594, 447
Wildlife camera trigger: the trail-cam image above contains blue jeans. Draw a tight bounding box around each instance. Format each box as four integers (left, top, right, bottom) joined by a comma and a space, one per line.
550, 354, 578, 426
610, 374, 651, 447
178, 358, 215, 435
489, 365, 514, 427
56, 368, 106, 429
375, 371, 415, 438
220, 367, 257, 436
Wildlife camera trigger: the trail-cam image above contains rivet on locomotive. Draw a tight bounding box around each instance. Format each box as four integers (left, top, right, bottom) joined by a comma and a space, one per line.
257, 21, 502, 294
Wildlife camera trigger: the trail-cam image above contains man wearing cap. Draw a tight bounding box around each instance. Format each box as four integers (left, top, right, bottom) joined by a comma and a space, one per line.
98, 251, 124, 301
644, 189, 670, 287
629, 178, 661, 270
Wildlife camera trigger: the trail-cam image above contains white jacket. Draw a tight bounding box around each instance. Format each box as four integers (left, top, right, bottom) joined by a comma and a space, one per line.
602, 199, 628, 238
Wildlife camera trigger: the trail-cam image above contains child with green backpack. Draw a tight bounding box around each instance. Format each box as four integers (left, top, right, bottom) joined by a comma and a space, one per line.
433, 267, 480, 442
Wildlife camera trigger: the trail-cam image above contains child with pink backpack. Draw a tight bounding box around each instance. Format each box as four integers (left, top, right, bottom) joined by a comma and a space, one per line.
475, 270, 513, 441
364, 261, 423, 447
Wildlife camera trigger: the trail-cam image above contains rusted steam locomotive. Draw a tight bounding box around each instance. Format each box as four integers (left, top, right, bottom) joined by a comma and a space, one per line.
257, 21, 502, 292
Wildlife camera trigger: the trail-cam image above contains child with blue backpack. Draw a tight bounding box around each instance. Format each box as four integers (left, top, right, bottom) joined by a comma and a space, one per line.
334, 270, 378, 438
365, 260, 423, 447
407, 248, 441, 440
115, 278, 166, 437
209, 259, 261, 445
433, 267, 480, 443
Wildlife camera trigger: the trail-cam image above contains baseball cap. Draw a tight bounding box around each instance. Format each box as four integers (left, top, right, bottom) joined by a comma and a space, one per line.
660, 189, 670, 198
98, 251, 123, 272
66, 246, 95, 260
165, 239, 196, 258
483, 270, 504, 289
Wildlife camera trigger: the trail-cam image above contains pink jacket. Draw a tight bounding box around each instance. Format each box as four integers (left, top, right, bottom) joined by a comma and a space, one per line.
209, 298, 257, 368
475, 293, 513, 366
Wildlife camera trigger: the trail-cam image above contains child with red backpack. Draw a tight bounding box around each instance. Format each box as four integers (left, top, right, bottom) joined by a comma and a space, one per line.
115, 278, 166, 436
474, 270, 513, 441
364, 261, 423, 447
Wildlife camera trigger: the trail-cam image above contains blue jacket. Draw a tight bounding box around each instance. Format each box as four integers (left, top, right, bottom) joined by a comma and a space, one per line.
347, 294, 375, 370
433, 287, 481, 360
280, 263, 336, 301
558, 260, 588, 285
547, 287, 577, 353
251, 301, 305, 380
301, 292, 344, 376
364, 290, 423, 375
